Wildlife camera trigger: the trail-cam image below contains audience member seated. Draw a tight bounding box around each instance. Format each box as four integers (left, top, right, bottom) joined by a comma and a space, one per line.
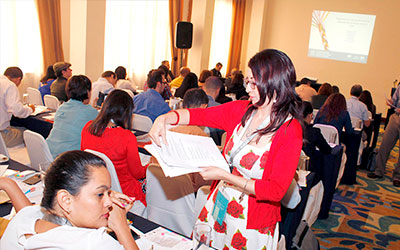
198, 70, 213, 89
133, 70, 171, 122
224, 68, 239, 89
0, 177, 31, 237
203, 76, 222, 107
295, 77, 317, 102
38, 65, 56, 103
210, 62, 223, 78
227, 72, 248, 100
0, 150, 138, 250
302, 101, 332, 171
174, 72, 198, 99
90, 71, 117, 106
314, 93, 354, 139
346, 84, 371, 128
161, 60, 174, 82
81, 90, 147, 207
359, 90, 376, 118
311, 82, 333, 109
215, 82, 232, 104
50, 62, 72, 102
332, 85, 340, 94
169, 67, 190, 89
46, 75, 98, 158
157, 65, 173, 100
115, 66, 137, 95
0, 67, 34, 147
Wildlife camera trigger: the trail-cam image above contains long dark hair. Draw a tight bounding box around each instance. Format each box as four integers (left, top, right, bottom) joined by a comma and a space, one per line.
41, 150, 106, 210
242, 49, 302, 136
319, 93, 347, 122
115, 66, 127, 80
175, 72, 198, 98
40, 65, 56, 83
88, 89, 133, 136
359, 90, 374, 113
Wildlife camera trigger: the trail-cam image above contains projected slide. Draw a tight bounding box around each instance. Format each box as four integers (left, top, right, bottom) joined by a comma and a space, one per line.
308, 11, 376, 64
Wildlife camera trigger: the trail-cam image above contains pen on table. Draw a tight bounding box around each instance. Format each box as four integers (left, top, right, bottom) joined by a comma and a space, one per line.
24, 187, 36, 195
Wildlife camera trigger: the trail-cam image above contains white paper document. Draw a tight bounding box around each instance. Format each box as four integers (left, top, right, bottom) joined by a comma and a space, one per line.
30, 105, 48, 116
145, 131, 230, 177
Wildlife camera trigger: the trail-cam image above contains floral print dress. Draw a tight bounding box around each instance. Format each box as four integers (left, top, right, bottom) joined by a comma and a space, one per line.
196, 124, 279, 250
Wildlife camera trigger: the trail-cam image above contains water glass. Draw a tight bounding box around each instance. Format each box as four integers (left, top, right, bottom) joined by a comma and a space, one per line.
192, 222, 211, 250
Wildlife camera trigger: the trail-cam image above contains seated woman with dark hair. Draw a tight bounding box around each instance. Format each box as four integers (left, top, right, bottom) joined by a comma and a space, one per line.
0, 150, 138, 250
46, 75, 99, 158
38, 65, 56, 102
174, 72, 198, 99
81, 90, 147, 208
227, 72, 248, 100
198, 70, 213, 89
314, 93, 354, 139
115, 66, 137, 95
311, 82, 333, 109
302, 101, 332, 171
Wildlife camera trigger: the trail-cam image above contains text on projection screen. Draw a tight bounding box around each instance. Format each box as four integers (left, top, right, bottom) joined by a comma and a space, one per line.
308, 11, 376, 64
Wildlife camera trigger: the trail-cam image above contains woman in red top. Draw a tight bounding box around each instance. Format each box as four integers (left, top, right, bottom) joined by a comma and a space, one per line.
81, 90, 147, 206
150, 49, 303, 250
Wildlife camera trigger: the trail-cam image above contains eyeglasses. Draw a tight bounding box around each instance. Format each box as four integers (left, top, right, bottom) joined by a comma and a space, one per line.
244, 77, 256, 89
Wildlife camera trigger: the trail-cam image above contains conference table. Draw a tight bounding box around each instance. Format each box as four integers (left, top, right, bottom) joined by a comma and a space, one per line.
11, 112, 55, 139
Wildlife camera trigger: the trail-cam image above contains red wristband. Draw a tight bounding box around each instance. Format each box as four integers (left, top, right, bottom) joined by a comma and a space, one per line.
170, 110, 180, 125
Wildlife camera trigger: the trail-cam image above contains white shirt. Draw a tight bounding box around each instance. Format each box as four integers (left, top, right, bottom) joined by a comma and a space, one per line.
0, 206, 124, 250
90, 77, 114, 106
116, 79, 137, 93
295, 84, 317, 102
0, 75, 33, 130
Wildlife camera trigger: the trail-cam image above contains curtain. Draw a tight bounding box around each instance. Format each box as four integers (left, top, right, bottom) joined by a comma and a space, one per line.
104, 1, 171, 89
36, 0, 64, 72
226, 0, 246, 75
0, 0, 43, 89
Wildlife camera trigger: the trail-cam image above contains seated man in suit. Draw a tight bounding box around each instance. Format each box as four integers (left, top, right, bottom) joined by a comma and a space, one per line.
133, 70, 171, 122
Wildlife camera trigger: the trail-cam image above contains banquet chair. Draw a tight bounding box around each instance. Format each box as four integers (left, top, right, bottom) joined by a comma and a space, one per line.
23, 130, 53, 171
0, 134, 10, 159
27, 87, 43, 106
84, 149, 147, 217
43, 95, 60, 111
194, 185, 211, 219
313, 124, 339, 145
131, 114, 153, 142
146, 164, 196, 237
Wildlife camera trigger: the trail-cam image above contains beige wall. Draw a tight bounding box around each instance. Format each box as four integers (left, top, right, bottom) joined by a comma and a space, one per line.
252, 0, 400, 114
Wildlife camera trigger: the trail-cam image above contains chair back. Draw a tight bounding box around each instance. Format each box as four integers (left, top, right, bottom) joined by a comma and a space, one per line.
0, 134, 10, 158
131, 114, 153, 142
146, 164, 195, 237
23, 130, 53, 171
370, 113, 382, 149
44, 95, 60, 110
27, 87, 43, 106
84, 149, 122, 192
131, 114, 153, 132
194, 185, 211, 219
313, 124, 339, 145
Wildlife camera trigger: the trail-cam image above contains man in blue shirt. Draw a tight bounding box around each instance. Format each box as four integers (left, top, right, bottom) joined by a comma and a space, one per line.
346, 84, 371, 128
133, 70, 170, 122
368, 85, 400, 187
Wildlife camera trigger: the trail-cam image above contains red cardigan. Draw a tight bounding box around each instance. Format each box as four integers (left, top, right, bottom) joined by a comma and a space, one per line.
189, 100, 302, 230
81, 121, 147, 205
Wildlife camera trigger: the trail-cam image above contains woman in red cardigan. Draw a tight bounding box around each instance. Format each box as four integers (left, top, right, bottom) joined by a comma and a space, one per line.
81, 90, 147, 207
150, 49, 303, 250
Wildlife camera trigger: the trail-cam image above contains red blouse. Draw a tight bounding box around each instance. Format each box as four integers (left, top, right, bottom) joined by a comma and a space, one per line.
81, 121, 147, 205
189, 100, 302, 230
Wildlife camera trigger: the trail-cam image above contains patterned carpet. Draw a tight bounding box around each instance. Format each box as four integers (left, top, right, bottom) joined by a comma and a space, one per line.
312, 126, 400, 250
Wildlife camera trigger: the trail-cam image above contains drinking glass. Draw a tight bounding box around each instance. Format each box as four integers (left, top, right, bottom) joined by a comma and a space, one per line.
192, 222, 211, 250
38, 162, 51, 187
